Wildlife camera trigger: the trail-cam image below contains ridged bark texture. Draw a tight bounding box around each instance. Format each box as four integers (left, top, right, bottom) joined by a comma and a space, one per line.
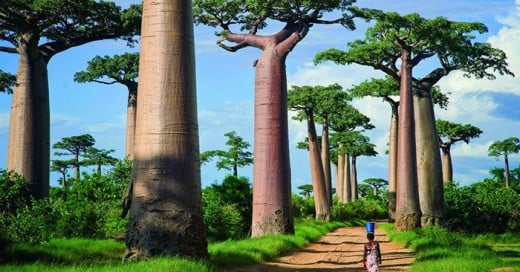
251, 45, 294, 236
124, 0, 208, 260
7, 34, 50, 199
414, 92, 444, 227
395, 49, 421, 231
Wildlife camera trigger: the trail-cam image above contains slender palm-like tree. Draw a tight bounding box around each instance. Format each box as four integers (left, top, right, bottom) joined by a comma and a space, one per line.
124, 0, 208, 260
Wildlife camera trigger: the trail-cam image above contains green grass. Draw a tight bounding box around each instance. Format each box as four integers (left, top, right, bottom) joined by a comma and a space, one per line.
0, 219, 351, 271
6, 220, 518, 272
382, 224, 520, 272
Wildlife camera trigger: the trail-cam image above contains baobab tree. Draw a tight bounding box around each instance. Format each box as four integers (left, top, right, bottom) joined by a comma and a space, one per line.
351, 77, 449, 221
437, 120, 482, 183
488, 137, 520, 188
201, 131, 253, 177
74, 53, 139, 159
52, 134, 96, 181
193, 0, 358, 236
0, 1, 141, 198
316, 8, 513, 229
288, 85, 335, 220
123, 0, 208, 260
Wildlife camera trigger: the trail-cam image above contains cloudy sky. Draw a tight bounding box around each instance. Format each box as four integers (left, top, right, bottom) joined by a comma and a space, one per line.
0, 0, 518, 191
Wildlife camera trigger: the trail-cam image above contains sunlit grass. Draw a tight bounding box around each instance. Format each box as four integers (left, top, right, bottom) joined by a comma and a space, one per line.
209, 219, 350, 267
381, 224, 520, 272
1, 219, 350, 271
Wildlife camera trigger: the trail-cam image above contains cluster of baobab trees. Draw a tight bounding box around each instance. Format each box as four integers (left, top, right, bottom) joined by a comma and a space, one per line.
0, 0, 514, 260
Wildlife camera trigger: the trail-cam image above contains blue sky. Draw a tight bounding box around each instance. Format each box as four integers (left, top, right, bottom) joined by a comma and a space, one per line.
0, 0, 519, 192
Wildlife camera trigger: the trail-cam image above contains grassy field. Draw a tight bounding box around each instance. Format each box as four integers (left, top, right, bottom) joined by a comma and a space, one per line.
0, 219, 350, 271
1, 220, 519, 271
382, 224, 520, 272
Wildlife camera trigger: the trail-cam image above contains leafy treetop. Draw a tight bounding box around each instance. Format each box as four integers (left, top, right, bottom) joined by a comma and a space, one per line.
0, 0, 142, 60
315, 8, 514, 88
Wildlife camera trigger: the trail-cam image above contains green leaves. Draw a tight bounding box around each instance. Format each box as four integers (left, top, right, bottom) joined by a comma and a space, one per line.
0, 70, 16, 94
74, 52, 139, 83
315, 8, 514, 84
436, 119, 482, 144
0, 1, 141, 52
193, 0, 356, 32
488, 137, 520, 158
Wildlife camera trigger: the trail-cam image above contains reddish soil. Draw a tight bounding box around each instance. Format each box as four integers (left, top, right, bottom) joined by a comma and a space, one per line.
220, 224, 414, 272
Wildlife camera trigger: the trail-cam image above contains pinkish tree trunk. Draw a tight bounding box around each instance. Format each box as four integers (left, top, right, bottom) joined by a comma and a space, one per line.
395, 49, 421, 231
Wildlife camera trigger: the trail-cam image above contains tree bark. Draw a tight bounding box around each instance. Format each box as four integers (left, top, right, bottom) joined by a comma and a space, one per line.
124, 0, 208, 259
350, 156, 358, 201
414, 88, 444, 227
440, 144, 453, 183
387, 106, 398, 222
307, 115, 330, 221
126, 86, 137, 160
321, 122, 332, 206
395, 49, 421, 231
7, 33, 50, 199
251, 43, 294, 236
345, 154, 352, 203
336, 147, 345, 203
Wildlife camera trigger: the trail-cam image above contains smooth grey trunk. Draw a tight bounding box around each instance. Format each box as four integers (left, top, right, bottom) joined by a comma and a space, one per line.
7, 34, 50, 199
307, 115, 330, 221
125, 87, 137, 160
414, 90, 444, 227
387, 103, 399, 222
336, 147, 345, 203
321, 122, 332, 205
124, 0, 208, 259
441, 145, 453, 183
345, 154, 352, 203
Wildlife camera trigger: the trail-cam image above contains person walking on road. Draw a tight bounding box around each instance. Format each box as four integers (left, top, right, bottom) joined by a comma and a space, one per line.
363, 232, 382, 272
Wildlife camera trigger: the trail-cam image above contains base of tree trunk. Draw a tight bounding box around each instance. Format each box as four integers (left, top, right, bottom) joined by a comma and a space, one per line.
420, 214, 443, 227
394, 213, 420, 231
252, 208, 294, 237
388, 192, 396, 222
124, 206, 208, 261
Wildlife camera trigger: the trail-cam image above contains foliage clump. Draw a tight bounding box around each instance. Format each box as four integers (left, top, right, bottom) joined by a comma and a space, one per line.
444, 179, 520, 233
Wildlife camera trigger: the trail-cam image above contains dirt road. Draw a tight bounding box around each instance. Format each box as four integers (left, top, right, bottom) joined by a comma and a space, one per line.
220, 224, 414, 272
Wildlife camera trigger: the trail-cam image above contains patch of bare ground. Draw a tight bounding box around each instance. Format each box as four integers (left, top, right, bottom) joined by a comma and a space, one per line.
219, 224, 414, 272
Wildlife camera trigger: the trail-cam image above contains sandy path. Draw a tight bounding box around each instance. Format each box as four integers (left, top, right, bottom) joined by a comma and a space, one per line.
220, 224, 414, 272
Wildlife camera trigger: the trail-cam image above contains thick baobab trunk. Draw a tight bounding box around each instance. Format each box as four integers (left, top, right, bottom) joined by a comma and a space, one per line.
321, 122, 332, 204
414, 89, 444, 227
125, 87, 137, 160
306, 115, 330, 221
350, 156, 358, 201
124, 0, 208, 259
336, 147, 345, 203
440, 145, 453, 183
388, 108, 398, 222
395, 49, 421, 231
7, 34, 50, 199
251, 44, 294, 236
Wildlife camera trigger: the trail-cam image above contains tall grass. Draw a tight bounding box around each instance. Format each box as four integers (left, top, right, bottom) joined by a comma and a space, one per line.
382, 224, 520, 272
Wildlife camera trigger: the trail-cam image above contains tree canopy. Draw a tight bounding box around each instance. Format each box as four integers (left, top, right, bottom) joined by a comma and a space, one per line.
0, 70, 15, 94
